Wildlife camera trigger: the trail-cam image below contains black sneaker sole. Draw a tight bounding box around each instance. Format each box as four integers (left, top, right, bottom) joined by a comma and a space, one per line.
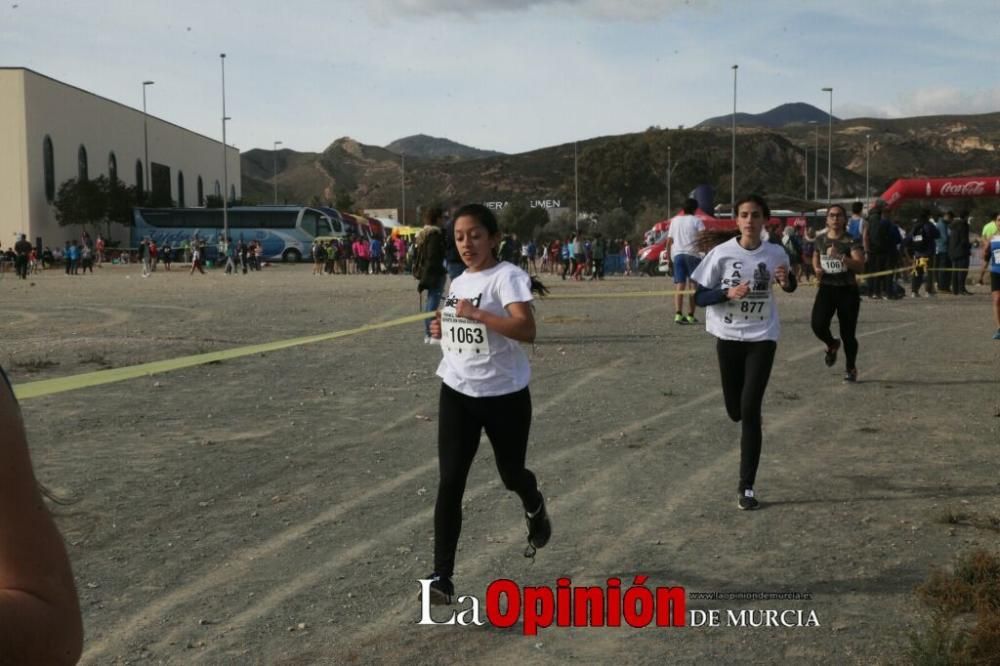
527, 502, 552, 549
737, 498, 760, 510
824, 341, 840, 368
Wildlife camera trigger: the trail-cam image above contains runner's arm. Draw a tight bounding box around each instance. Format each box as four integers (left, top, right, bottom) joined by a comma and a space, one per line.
0, 376, 83, 665
457, 300, 536, 343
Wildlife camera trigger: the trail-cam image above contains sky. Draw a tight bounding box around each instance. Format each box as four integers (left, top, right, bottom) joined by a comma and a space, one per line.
3, 0, 1000, 155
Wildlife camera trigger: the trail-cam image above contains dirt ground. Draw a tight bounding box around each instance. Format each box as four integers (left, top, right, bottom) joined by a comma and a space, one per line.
2, 263, 999, 665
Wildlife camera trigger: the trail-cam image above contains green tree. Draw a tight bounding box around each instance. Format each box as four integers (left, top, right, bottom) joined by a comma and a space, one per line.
598, 208, 633, 240
54, 176, 138, 242
54, 177, 104, 232
500, 201, 549, 240
103, 177, 139, 238
335, 189, 355, 212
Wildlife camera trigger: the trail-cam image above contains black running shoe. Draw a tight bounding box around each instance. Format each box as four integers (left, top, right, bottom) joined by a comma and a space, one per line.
844, 368, 858, 383
421, 573, 454, 605
526, 498, 552, 550
737, 489, 759, 511
824, 339, 840, 368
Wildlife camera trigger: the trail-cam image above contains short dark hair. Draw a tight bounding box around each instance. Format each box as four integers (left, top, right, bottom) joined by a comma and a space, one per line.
828, 204, 848, 218
735, 194, 770, 219
452, 203, 499, 236
852, 201, 863, 214
682, 198, 698, 215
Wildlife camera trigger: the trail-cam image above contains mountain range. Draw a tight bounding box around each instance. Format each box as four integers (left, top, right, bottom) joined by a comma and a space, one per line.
242, 103, 1000, 223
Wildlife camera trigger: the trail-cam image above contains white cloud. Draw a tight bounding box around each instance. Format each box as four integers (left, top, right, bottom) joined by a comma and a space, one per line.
896, 87, 1000, 117
366, 0, 704, 20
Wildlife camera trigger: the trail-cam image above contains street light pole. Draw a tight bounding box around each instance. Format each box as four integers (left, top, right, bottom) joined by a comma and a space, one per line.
811, 121, 819, 201
221, 53, 229, 243
666, 145, 672, 212
400, 153, 406, 226
731, 64, 738, 215
865, 133, 871, 205
272, 140, 282, 204
822, 87, 833, 203
142, 81, 154, 198
574, 141, 579, 233
803, 142, 808, 201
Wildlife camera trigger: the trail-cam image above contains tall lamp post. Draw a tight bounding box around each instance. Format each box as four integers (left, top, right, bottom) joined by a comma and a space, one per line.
809, 120, 819, 201
272, 140, 282, 204
142, 80, 154, 197
666, 145, 672, 212
822, 87, 833, 203
221, 53, 229, 243
731, 64, 738, 215
400, 153, 405, 226
574, 141, 579, 233
803, 141, 809, 201
865, 133, 871, 206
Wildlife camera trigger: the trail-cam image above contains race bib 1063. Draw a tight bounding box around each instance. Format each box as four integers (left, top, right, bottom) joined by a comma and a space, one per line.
441, 312, 490, 355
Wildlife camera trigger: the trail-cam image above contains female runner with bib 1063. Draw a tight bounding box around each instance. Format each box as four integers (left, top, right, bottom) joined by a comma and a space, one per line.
691, 194, 797, 511
811, 204, 866, 382
424, 203, 550, 605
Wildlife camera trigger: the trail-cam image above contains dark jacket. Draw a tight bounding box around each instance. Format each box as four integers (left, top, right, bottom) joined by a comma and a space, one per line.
947, 219, 971, 260
414, 225, 446, 291
907, 220, 938, 258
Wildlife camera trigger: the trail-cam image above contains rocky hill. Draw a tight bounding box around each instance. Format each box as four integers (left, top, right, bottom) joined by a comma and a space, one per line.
698, 102, 838, 129
384, 134, 503, 160
241, 112, 1000, 219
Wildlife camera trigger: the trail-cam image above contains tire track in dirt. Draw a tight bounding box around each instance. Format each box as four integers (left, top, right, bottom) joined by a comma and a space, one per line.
184, 384, 720, 661
82, 360, 625, 661
309, 334, 907, 659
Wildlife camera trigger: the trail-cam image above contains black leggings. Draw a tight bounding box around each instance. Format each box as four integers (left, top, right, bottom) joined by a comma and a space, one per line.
434, 383, 541, 578
716, 339, 777, 493
811, 284, 860, 371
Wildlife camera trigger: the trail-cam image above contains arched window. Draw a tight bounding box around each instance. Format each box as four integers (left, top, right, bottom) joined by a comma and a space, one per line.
197, 176, 204, 206
177, 171, 185, 207
108, 152, 118, 184
230, 184, 236, 202
43, 136, 55, 203
78, 145, 89, 181
135, 160, 144, 195
214, 180, 221, 197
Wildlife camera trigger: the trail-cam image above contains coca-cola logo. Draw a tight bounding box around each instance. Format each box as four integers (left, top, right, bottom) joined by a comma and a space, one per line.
940, 181, 986, 196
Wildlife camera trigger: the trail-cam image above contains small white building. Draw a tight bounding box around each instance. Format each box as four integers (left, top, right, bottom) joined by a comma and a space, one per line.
0, 67, 240, 247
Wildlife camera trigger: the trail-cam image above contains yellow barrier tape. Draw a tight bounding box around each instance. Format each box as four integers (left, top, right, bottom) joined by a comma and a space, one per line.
14, 312, 431, 401
12, 262, 980, 400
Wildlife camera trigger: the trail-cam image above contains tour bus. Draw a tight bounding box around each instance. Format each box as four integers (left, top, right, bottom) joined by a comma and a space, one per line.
132, 206, 345, 262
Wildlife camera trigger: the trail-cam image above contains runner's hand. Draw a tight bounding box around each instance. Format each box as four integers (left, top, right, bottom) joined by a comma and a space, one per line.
429, 311, 442, 339
455, 299, 479, 320
727, 281, 751, 300
774, 264, 789, 287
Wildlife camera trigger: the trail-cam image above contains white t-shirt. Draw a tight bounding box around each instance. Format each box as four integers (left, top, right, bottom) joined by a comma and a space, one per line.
436, 261, 534, 397
667, 214, 705, 258
690, 237, 790, 342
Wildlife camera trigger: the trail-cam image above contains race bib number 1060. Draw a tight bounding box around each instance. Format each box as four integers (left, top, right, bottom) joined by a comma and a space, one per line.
441, 312, 490, 355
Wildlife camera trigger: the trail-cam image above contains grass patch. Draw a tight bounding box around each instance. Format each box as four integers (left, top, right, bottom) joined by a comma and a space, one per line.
78, 352, 113, 368
11, 357, 59, 373
910, 549, 1000, 664
936, 509, 1000, 533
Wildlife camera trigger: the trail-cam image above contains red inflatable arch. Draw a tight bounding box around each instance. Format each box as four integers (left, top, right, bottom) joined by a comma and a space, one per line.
878, 176, 1000, 209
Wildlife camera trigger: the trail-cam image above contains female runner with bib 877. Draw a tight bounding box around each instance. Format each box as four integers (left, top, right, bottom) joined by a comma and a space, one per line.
691, 194, 797, 511
424, 203, 550, 604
